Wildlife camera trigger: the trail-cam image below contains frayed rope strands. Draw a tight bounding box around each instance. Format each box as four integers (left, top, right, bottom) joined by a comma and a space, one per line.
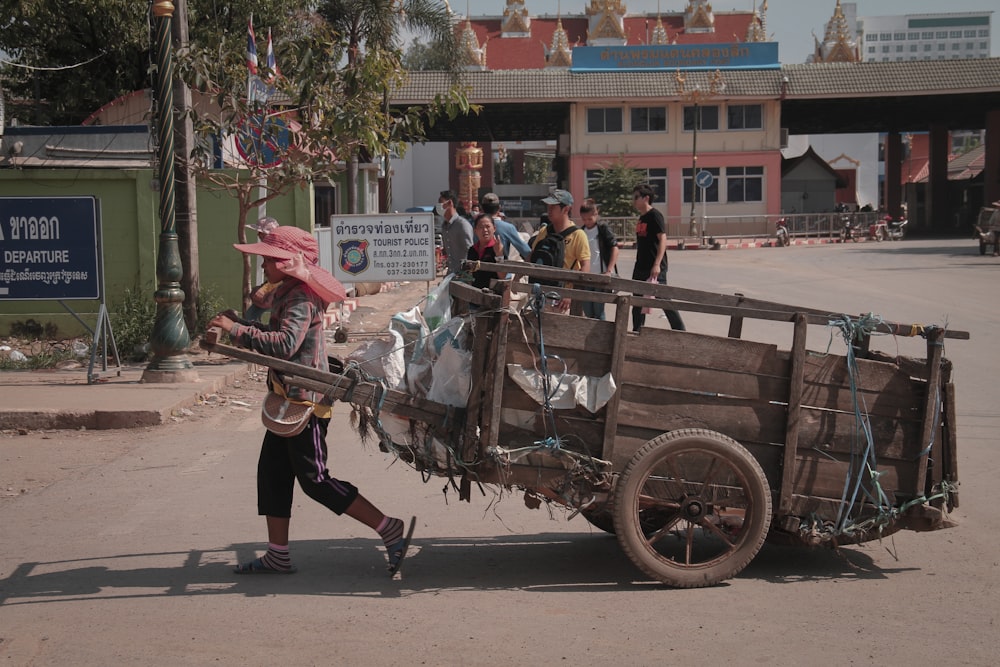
822, 313, 949, 538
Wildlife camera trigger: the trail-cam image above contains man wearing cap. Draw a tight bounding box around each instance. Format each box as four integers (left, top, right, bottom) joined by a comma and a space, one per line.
436, 189, 474, 275
530, 189, 590, 313
481, 192, 531, 260
209, 224, 414, 576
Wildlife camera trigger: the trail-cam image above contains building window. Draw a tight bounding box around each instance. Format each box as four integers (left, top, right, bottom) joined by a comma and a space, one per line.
882, 45, 890, 53
587, 107, 623, 133
682, 167, 720, 203
908, 32, 920, 40
936, 31, 948, 39
895, 45, 904, 52
949, 31, 962, 38
727, 104, 763, 130
922, 32, 934, 39
683, 105, 720, 131
979, 30, 989, 38
880, 32, 892, 40
952, 43, 961, 50
630, 107, 666, 133
938, 43, 946, 51
644, 168, 668, 203
314, 184, 338, 226
893, 32, 906, 40
982, 42, 990, 50
964, 30, 977, 38
726, 166, 764, 203
966, 42, 975, 49
910, 44, 918, 52
868, 46, 876, 54
924, 44, 932, 51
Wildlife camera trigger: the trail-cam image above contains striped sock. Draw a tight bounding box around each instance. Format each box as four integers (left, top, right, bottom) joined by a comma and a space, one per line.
376, 517, 404, 547
260, 543, 292, 571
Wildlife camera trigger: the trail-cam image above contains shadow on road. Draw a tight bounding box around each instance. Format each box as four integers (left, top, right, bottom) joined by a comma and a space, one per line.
0, 532, 917, 604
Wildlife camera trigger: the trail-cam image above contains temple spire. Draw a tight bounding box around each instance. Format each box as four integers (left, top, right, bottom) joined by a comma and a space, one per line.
810, 0, 859, 63
502, 0, 531, 38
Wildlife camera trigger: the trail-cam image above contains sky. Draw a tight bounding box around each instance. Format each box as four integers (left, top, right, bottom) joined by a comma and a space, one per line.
511, 1, 999, 63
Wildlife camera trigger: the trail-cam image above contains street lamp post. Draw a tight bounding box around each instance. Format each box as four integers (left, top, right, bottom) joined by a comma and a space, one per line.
677, 69, 725, 248
142, 0, 198, 382
688, 93, 701, 241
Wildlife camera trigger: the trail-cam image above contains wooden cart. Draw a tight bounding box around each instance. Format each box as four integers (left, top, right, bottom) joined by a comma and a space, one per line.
202, 262, 966, 588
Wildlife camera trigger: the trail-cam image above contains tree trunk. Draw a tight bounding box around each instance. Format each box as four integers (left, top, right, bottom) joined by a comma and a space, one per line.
348, 153, 359, 213
173, 0, 200, 335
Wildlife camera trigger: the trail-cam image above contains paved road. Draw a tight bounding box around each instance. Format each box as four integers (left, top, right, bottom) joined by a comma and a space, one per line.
1, 239, 998, 665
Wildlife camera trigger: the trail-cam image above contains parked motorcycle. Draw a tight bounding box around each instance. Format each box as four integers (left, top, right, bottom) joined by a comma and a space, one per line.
775, 217, 790, 247
839, 215, 858, 243
870, 215, 908, 242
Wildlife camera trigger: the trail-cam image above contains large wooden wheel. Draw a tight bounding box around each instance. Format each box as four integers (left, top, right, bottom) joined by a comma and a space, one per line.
613, 429, 772, 588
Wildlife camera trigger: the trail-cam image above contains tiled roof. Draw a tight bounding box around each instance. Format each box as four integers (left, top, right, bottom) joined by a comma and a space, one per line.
780, 59, 1000, 98
393, 57, 1000, 103
463, 14, 755, 71
393, 68, 785, 103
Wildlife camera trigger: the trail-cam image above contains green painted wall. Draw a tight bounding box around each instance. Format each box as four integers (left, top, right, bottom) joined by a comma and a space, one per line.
0, 169, 312, 338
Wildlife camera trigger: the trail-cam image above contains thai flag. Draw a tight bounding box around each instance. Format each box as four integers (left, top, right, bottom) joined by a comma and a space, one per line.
247, 18, 258, 76
265, 28, 280, 81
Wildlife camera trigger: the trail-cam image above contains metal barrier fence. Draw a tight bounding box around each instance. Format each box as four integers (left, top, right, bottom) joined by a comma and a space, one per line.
512, 212, 886, 246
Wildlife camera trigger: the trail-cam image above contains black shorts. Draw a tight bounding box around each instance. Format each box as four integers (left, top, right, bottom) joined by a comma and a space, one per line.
256, 417, 359, 517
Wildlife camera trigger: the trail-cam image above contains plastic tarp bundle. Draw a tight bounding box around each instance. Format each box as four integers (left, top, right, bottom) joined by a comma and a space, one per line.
506, 364, 616, 413
345, 329, 406, 390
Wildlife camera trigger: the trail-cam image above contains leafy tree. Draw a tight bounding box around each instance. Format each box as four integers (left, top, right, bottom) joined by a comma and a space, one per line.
0, 0, 305, 125
587, 156, 646, 217
403, 36, 454, 71
315, 0, 460, 213
179, 13, 474, 309
524, 153, 555, 185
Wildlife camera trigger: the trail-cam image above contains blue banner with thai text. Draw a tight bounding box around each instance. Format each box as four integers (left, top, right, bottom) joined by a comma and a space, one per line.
570, 42, 780, 72
0, 196, 101, 300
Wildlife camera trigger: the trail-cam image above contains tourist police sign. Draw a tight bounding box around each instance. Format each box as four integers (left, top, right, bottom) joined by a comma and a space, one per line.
330, 213, 436, 282
0, 196, 102, 300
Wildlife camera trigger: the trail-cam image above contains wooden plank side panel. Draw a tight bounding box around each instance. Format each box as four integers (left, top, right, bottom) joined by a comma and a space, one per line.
791, 453, 917, 514
505, 316, 616, 378
800, 353, 926, 416
615, 384, 922, 460
622, 327, 790, 377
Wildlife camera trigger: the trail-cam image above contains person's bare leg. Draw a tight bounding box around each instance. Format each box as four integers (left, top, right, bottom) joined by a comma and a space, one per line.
344, 495, 384, 529
266, 515, 290, 545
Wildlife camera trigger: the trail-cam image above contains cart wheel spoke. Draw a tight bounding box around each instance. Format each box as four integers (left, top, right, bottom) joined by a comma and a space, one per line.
644, 511, 684, 546
700, 515, 737, 548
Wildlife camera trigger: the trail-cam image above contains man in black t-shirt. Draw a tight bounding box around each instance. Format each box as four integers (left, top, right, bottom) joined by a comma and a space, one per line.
631, 184, 685, 333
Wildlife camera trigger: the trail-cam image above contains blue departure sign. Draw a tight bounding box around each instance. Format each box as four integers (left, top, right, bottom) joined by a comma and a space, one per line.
0, 196, 101, 300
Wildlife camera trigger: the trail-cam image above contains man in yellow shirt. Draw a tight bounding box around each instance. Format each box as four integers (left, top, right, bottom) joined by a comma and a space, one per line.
529, 189, 590, 313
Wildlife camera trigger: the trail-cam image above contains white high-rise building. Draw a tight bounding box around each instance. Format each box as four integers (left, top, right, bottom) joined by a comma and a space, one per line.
859, 11, 992, 62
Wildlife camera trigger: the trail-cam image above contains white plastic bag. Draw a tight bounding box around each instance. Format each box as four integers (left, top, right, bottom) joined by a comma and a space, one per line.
427, 341, 472, 407
345, 329, 406, 390
423, 275, 453, 331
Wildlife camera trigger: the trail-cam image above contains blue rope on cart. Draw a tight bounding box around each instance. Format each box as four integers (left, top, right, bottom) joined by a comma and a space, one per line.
828, 314, 893, 535
530, 283, 562, 446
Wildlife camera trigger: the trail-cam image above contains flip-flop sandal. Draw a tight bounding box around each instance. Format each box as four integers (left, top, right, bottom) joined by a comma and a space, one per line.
234, 556, 298, 575
387, 516, 416, 576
